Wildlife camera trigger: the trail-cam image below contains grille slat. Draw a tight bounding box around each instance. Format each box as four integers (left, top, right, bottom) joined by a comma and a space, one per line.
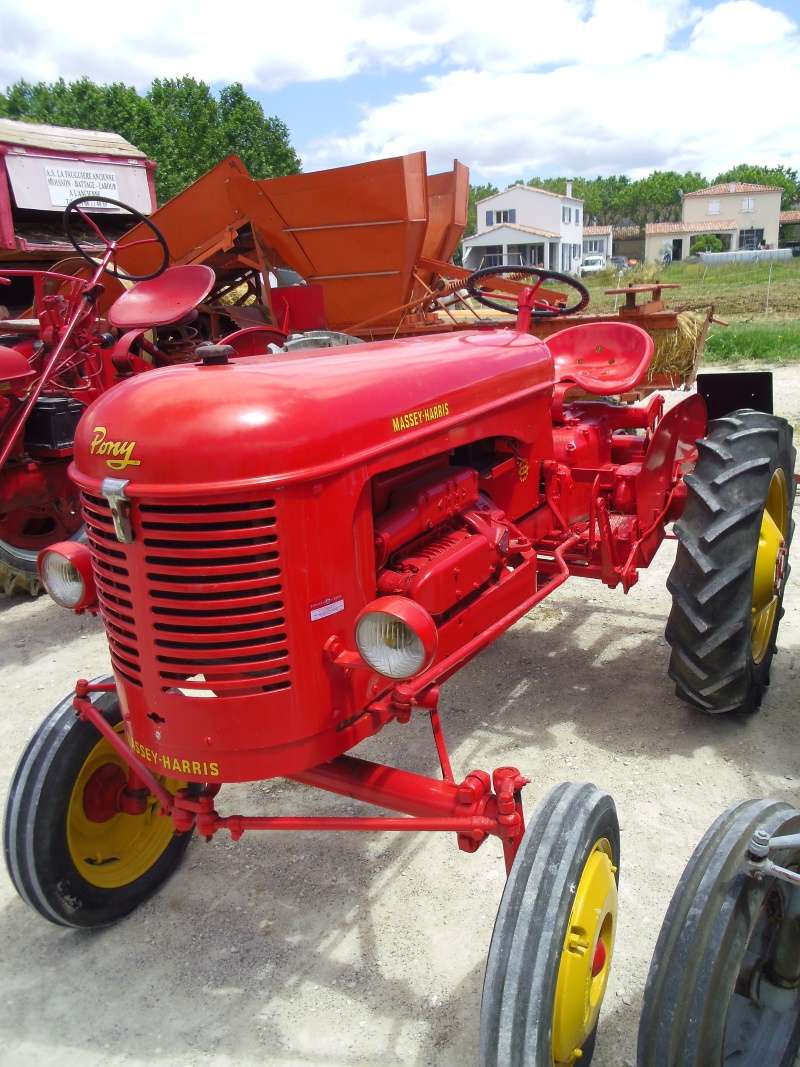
82, 492, 292, 698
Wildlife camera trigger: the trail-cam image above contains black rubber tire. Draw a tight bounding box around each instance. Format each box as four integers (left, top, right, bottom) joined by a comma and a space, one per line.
480, 781, 620, 1067
666, 409, 796, 714
637, 798, 800, 1067
3, 677, 192, 928
0, 523, 87, 578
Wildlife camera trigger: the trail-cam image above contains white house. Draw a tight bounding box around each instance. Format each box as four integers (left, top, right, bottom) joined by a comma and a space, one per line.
462, 182, 584, 273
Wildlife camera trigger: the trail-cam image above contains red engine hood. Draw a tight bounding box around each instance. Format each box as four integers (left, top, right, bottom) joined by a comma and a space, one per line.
72, 328, 554, 492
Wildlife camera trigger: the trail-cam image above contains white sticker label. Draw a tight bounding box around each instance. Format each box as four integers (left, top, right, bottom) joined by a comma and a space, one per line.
45, 164, 119, 208
309, 595, 345, 622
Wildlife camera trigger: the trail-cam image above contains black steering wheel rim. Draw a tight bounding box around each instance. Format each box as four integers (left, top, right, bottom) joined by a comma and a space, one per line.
63, 196, 169, 282
466, 264, 590, 318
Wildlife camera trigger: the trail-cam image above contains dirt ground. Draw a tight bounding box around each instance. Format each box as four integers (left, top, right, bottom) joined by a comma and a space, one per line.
1, 367, 799, 1067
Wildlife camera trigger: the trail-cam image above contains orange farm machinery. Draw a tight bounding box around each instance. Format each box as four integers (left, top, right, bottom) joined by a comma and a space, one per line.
1, 153, 716, 595
3, 200, 798, 1066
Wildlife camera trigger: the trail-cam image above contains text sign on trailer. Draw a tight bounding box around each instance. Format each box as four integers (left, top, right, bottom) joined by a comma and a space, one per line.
45, 164, 119, 208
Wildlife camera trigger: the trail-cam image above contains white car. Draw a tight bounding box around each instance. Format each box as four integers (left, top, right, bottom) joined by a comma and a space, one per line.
580, 254, 606, 275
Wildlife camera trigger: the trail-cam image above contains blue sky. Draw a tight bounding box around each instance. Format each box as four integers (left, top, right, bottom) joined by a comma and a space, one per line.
1, 0, 798, 185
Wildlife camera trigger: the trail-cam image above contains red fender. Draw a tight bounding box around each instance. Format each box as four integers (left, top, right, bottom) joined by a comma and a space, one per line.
636, 393, 707, 528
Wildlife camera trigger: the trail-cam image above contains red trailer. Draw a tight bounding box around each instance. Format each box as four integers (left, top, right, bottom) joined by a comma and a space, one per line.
0, 118, 156, 313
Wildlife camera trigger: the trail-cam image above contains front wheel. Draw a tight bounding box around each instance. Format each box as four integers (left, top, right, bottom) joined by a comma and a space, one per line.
3, 679, 192, 928
480, 782, 620, 1066
638, 799, 800, 1067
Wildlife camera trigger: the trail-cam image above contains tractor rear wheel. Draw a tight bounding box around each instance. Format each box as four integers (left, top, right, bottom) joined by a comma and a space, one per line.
480, 782, 619, 1067
3, 678, 193, 928
666, 409, 795, 714
637, 798, 800, 1067
0, 520, 86, 596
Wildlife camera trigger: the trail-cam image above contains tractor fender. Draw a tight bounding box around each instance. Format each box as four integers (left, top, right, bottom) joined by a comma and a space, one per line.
636, 393, 707, 528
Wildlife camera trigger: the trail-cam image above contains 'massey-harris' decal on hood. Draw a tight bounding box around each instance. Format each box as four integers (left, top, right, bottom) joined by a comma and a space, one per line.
89, 425, 141, 471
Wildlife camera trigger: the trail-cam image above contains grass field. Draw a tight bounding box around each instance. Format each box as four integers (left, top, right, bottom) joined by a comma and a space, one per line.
581, 257, 800, 363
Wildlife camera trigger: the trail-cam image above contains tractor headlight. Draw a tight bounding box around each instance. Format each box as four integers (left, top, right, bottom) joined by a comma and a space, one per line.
355, 597, 437, 680
38, 542, 97, 610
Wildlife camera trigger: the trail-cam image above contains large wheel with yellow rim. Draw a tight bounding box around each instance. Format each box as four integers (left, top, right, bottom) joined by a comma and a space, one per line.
480, 781, 619, 1067
3, 678, 192, 928
666, 409, 795, 714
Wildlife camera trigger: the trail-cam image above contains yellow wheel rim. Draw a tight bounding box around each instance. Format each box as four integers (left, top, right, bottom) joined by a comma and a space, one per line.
66, 725, 184, 890
752, 468, 789, 664
552, 837, 618, 1066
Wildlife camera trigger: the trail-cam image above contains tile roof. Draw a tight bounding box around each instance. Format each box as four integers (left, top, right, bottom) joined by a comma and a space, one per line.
684, 182, 782, 198
464, 221, 560, 241
645, 219, 737, 234
611, 225, 641, 239
583, 225, 612, 235
780, 210, 800, 224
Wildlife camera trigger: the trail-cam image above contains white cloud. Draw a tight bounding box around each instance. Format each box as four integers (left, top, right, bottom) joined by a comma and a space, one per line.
0, 0, 796, 180
303, 1, 800, 179
0, 0, 693, 90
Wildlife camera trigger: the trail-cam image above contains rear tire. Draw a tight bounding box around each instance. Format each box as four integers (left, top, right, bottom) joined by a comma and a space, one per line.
0, 524, 87, 596
666, 409, 795, 714
480, 782, 619, 1067
637, 799, 800, 1067
3, 678, 193, 928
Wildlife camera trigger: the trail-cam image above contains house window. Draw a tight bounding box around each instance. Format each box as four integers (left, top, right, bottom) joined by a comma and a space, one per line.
486, 210, 493, 226
739, 228, 764, 250
574, 208, 580, 226
584, 238, 603, 252
707, 199, 721, 215
742, 197, 754, 212
561, 244, 570, 270
481, 245, 504, 267
572, 243, 580, 257
562, 205, 571, 223
494, 209, 516, 224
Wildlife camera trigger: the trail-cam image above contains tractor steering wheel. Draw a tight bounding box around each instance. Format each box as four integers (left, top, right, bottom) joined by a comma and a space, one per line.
466, 264, 590, 318
63, 196, 169, 282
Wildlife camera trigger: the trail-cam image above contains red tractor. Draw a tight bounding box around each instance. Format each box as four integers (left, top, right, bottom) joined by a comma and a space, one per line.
0, 197, 242, 593
3, 244, 796, 1064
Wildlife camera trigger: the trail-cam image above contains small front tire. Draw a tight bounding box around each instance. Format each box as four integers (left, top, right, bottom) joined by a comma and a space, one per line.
638, 798, 800, 1067
480, 781, 620, 1067
3, 679, 192, 928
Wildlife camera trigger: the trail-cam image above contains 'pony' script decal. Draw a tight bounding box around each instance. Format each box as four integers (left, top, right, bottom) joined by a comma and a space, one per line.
90, 425, 141, 471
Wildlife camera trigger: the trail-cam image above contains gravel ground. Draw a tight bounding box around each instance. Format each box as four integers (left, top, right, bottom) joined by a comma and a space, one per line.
1, 366, 799, 1067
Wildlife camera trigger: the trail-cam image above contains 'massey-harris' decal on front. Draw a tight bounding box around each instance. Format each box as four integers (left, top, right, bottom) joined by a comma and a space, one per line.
391, 401, 450, 433
90, 425, 141, 471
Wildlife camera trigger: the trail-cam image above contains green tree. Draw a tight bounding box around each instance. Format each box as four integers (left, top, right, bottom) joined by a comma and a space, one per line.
690, 234, 723, 253
712, 164, 800, 207
620, 170, 706, 226
466, 182, 499, 236
0, 76, 301, 204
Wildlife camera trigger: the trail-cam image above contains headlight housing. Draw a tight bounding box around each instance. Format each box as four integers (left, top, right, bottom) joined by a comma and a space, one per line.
355, 597, 437, 680
38, 541, 97, 610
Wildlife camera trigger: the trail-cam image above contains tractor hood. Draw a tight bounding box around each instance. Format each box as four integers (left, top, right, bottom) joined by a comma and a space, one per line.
71, 328, 554, 493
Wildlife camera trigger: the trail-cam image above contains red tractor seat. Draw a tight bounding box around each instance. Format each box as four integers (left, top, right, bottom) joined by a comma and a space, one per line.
108, 265, 216, 330
545, 322, 655, 396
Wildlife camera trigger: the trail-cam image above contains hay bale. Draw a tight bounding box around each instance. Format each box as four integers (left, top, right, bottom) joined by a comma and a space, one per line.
647, 310, 709, 383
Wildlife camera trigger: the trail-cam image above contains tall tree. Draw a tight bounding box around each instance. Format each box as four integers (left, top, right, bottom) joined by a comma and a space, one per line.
466, 182, 499, 236
0, 76, 301, 204
712, 164, 800, 207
